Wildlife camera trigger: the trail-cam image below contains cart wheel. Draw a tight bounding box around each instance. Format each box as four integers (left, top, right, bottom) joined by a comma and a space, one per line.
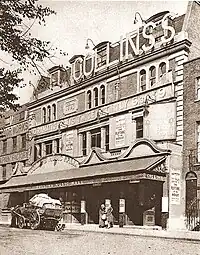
30, 210, 40, 230
17, 216, 25, 229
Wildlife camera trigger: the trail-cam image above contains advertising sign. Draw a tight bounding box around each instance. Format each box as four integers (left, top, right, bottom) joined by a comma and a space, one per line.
119, 199, 125, 213
115, 116, 125, 146
65, 130, 74, 152
170, 169, 181, 205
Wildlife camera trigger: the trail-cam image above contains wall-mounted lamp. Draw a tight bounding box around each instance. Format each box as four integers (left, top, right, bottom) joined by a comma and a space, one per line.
85, 38, 96, 50
58, 121, 68, 133
143, 95, 156, 117
26, 131, 34, 141
133, 11, 146, 25
97, 109, 109, 122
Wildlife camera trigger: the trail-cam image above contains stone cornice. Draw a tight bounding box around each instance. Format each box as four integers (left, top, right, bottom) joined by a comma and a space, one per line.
27, 39, 191, 109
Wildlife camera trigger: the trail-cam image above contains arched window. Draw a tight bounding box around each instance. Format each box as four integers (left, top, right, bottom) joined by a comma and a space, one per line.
149, 66, 156, 86
140, 70, 146, 91
159, 62, 167, 78
87, 90, 92, 109
52, 104, 56, 121
47, 105, 51, 122
186, 172, 197, 212
94, 87, 98, 107
100, 85, 105, 105
43, 107, 46, 123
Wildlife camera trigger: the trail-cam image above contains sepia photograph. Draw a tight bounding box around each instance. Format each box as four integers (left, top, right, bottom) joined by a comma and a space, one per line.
0, 0, 200, 254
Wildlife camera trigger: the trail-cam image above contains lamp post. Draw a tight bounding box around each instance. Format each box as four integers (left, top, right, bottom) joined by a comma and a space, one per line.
133, 11, 146, 25
85, 38, 96, 50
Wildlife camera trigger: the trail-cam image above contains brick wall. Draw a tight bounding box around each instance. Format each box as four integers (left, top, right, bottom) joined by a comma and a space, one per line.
183, 58, 200, 179
184, 1, 200, 60
107, 72, 137, 103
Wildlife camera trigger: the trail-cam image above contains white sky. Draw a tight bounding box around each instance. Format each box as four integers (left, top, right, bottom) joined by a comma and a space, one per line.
8, 0, 189, 104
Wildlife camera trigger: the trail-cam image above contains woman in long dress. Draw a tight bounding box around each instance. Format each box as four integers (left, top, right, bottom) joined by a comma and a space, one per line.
99, 204, 106, 228
106, 204, 114, 228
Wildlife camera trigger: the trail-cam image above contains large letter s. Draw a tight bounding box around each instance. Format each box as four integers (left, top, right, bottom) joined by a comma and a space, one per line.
142, 22, 156, 52
161, 13, 175, 44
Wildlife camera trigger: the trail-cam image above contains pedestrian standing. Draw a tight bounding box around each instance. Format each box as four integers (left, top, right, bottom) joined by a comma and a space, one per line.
99, 204, 106, 228
106, 203, 114, 228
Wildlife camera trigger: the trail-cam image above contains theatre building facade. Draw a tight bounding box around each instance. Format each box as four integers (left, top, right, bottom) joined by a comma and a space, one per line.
1, 2, 200, 230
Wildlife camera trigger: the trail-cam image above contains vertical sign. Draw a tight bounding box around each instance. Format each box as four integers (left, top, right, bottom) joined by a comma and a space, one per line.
65, 130, 74, 152
170, 169, 181, 205
162, 197, 169, 212
115, 116, 125, 146
81, 200, 86, 213
119, 199, 125, 213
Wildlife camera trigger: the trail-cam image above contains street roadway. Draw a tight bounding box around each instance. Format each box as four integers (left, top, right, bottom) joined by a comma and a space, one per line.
0, 226, 200, 255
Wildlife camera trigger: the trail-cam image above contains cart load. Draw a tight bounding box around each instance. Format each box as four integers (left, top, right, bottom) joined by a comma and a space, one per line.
11, 194, 65, 231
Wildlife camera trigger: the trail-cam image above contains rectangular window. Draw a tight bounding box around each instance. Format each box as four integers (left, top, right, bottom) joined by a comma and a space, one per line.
45, 141, 52, 155
2, 165, 6, 180
97, 49, 107, 68
136, 117, 143, 138
51, 72, 59, 86
21, 134, 26, 149
34, 143, 42, 161
56, 138, 60, 153
196, 77, 200, 100
19, 111, 25, 121
13, 136, 17, 151
197, 123, 200, 162
105, 126, 109, 151
82, 132, 87, 156
2, 140, 7, 154
91, 128, 101, 148
140, 71, 146, 91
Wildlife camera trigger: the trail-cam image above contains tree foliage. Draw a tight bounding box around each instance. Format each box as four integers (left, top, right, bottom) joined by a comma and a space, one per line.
0, 0, 56, 112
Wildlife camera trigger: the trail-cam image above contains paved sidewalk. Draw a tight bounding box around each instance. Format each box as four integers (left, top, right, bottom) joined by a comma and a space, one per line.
63, 223, 200, 242
1, 222, 200, 242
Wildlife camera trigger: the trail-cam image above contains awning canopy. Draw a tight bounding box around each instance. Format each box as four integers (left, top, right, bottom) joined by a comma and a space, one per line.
0, 155, 166, 192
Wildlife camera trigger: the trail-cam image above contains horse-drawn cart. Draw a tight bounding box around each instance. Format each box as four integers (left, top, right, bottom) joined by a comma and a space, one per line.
11, 194, 65, 231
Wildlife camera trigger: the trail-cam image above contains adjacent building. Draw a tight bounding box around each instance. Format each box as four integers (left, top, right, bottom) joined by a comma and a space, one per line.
183, 57, 200, 230
1, 1, 200, 230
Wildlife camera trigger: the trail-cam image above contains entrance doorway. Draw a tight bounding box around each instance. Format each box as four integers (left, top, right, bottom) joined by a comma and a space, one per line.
125, 180, 163, 226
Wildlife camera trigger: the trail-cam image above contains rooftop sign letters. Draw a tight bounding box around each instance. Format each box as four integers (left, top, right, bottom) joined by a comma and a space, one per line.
72, 13, 175, 82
